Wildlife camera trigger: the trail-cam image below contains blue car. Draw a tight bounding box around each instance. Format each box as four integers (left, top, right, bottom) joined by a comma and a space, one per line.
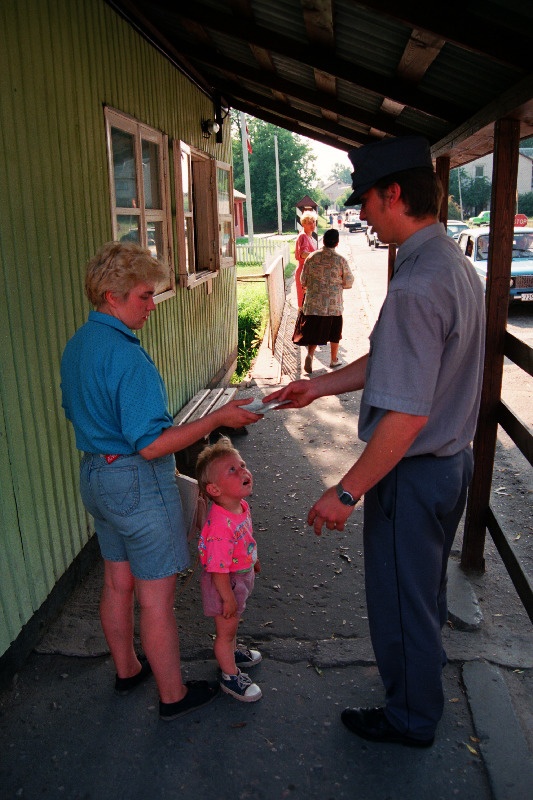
457, 226, 533, 303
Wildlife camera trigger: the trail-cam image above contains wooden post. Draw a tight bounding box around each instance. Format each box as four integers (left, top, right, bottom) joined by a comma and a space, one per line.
435, 155, 450, 227
461, 118, 521, 572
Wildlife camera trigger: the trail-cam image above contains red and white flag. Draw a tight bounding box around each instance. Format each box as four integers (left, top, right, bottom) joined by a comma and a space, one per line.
246, 123, 253, 154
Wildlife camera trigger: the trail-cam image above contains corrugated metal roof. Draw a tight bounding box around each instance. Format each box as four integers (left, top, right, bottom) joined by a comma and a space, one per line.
108, 0, 533, 167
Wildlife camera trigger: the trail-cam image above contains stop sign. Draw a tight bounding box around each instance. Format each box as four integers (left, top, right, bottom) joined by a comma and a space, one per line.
514, 213, 528, 226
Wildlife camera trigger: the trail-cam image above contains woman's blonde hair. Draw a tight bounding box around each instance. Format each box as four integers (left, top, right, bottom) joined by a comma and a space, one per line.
84, 241, 168, 307
300, 211, 317, 224
196, 435, 240, 498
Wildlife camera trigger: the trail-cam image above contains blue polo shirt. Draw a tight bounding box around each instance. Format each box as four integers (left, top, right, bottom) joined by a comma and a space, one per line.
60, 311, 173, 454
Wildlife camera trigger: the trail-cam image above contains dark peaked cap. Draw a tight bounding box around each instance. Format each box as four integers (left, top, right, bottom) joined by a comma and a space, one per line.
345, 136, 434, 206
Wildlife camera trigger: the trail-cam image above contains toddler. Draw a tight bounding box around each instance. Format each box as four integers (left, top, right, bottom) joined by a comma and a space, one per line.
196, 436, 262, 702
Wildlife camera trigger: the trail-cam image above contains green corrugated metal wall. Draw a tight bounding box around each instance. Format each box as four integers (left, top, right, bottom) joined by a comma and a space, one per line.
0, 0, 238, 656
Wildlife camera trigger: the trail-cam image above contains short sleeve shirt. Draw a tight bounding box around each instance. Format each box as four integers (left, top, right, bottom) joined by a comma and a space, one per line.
198, 500, 257, 574
358, 224, 485, 457
301, 247, 354, 316
60, 311, 172, 453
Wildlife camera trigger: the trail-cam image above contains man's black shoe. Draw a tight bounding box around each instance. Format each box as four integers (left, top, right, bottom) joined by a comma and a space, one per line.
341, 707, 434, 748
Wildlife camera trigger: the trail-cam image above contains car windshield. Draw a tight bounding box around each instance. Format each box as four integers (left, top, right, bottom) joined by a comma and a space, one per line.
475, 232, 533, 261
513, 232, 533, 258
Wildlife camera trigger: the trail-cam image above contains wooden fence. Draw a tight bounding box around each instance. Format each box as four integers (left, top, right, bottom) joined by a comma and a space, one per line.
236, 242, 291, 351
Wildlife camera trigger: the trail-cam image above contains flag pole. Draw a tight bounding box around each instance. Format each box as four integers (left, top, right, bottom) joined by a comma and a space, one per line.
239, 111, 254, 244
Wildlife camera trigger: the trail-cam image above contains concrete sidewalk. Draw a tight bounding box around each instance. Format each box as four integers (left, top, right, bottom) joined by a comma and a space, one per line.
1, 247, 532, 800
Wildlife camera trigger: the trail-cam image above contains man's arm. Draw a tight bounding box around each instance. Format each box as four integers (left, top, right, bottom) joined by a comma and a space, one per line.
308, 410, 428, 535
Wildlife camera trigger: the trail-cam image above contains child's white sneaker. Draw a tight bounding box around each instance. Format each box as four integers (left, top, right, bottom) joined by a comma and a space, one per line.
220, 669, 262, 702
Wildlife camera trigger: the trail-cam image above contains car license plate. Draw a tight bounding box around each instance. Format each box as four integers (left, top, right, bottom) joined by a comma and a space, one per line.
520, 294, 533, 301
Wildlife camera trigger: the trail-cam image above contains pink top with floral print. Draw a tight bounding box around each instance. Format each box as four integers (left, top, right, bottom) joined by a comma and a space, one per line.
198, 500, 257, 574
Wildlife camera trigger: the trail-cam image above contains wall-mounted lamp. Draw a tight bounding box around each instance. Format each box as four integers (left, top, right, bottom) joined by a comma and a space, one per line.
201, 119, 220, 139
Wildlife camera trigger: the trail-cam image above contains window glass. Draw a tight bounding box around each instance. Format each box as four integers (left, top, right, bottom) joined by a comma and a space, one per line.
477, 235, 489, 260
181, 150, 191, 213
220, 219, 232, 258
117, 215, 140, 243
142, 139, 161, 209
184, 218, 193, 274
146, 221, 163, 260
112, 128, 136, 208
217, 167, 230, 215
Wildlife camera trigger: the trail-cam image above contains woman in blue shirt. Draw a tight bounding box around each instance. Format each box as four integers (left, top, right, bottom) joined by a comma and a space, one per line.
61, 241, 261, 721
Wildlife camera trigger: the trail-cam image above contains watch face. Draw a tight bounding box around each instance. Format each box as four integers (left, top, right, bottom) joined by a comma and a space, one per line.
336, 483, 355, 505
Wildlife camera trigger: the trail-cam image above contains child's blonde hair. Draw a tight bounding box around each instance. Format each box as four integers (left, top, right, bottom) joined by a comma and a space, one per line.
196, 435, 240, 498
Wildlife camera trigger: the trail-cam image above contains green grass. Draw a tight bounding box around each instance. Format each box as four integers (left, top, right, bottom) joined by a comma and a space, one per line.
231, 280, 269, 383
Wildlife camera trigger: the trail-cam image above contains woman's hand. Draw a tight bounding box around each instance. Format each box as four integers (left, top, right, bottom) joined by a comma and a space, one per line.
216, 398, 264, 427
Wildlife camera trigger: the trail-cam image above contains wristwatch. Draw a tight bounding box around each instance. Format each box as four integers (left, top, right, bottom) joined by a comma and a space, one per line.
336, 482, 358, 506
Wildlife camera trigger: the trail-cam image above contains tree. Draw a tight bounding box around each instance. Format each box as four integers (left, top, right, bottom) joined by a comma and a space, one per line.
449, 168, 491, 217
232, 114, 318, 232
336, 186, 356, 209
328, 163, 351, 184
518, 192, 533, 216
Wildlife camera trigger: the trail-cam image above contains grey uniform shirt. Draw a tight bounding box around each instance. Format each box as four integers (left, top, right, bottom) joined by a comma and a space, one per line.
358, 223, 485, 457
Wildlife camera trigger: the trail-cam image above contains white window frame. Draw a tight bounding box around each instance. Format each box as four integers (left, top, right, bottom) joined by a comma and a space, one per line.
104, 107, 175, 301
174, 141, 235, 288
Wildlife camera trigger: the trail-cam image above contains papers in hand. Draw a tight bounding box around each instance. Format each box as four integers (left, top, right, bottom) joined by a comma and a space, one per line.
244, 398, 291, 415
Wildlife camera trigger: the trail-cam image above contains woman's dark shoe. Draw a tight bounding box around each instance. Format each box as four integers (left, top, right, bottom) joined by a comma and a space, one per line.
341, 707, 434, 748
159, 680, 220, 721
114, 656, 152, 695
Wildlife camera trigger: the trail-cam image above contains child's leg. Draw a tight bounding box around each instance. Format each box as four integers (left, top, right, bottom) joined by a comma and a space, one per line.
213, 614, 240, 675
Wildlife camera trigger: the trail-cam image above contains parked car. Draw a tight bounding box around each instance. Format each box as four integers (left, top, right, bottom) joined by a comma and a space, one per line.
468, 210, 491, 227
447, 221, 469, 239
344, 209, 363, 233
456, 226, 533, 302
366, 225, 385, 248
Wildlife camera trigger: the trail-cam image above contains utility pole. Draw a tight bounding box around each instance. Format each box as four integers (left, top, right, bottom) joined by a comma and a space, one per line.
239, 111, 254, 243
274, 135, 282, 235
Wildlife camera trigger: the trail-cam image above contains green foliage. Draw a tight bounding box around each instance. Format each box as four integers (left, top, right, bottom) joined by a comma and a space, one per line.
449, 168, 492, 216
313, 186, 334, 215
448, 195, 462, 220
328, 163, 352, 184
518, 192, 533, 216
232, 113, 319, 232
232, 281, 269, 383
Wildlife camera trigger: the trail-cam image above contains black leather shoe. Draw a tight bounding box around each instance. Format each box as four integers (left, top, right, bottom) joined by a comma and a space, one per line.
341, 707, 434, 748
114, 656, 152, 695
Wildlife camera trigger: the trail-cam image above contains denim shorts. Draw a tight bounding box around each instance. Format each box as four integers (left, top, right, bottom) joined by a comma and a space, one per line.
80, 452, 190, 580
200, 569, 255, 617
